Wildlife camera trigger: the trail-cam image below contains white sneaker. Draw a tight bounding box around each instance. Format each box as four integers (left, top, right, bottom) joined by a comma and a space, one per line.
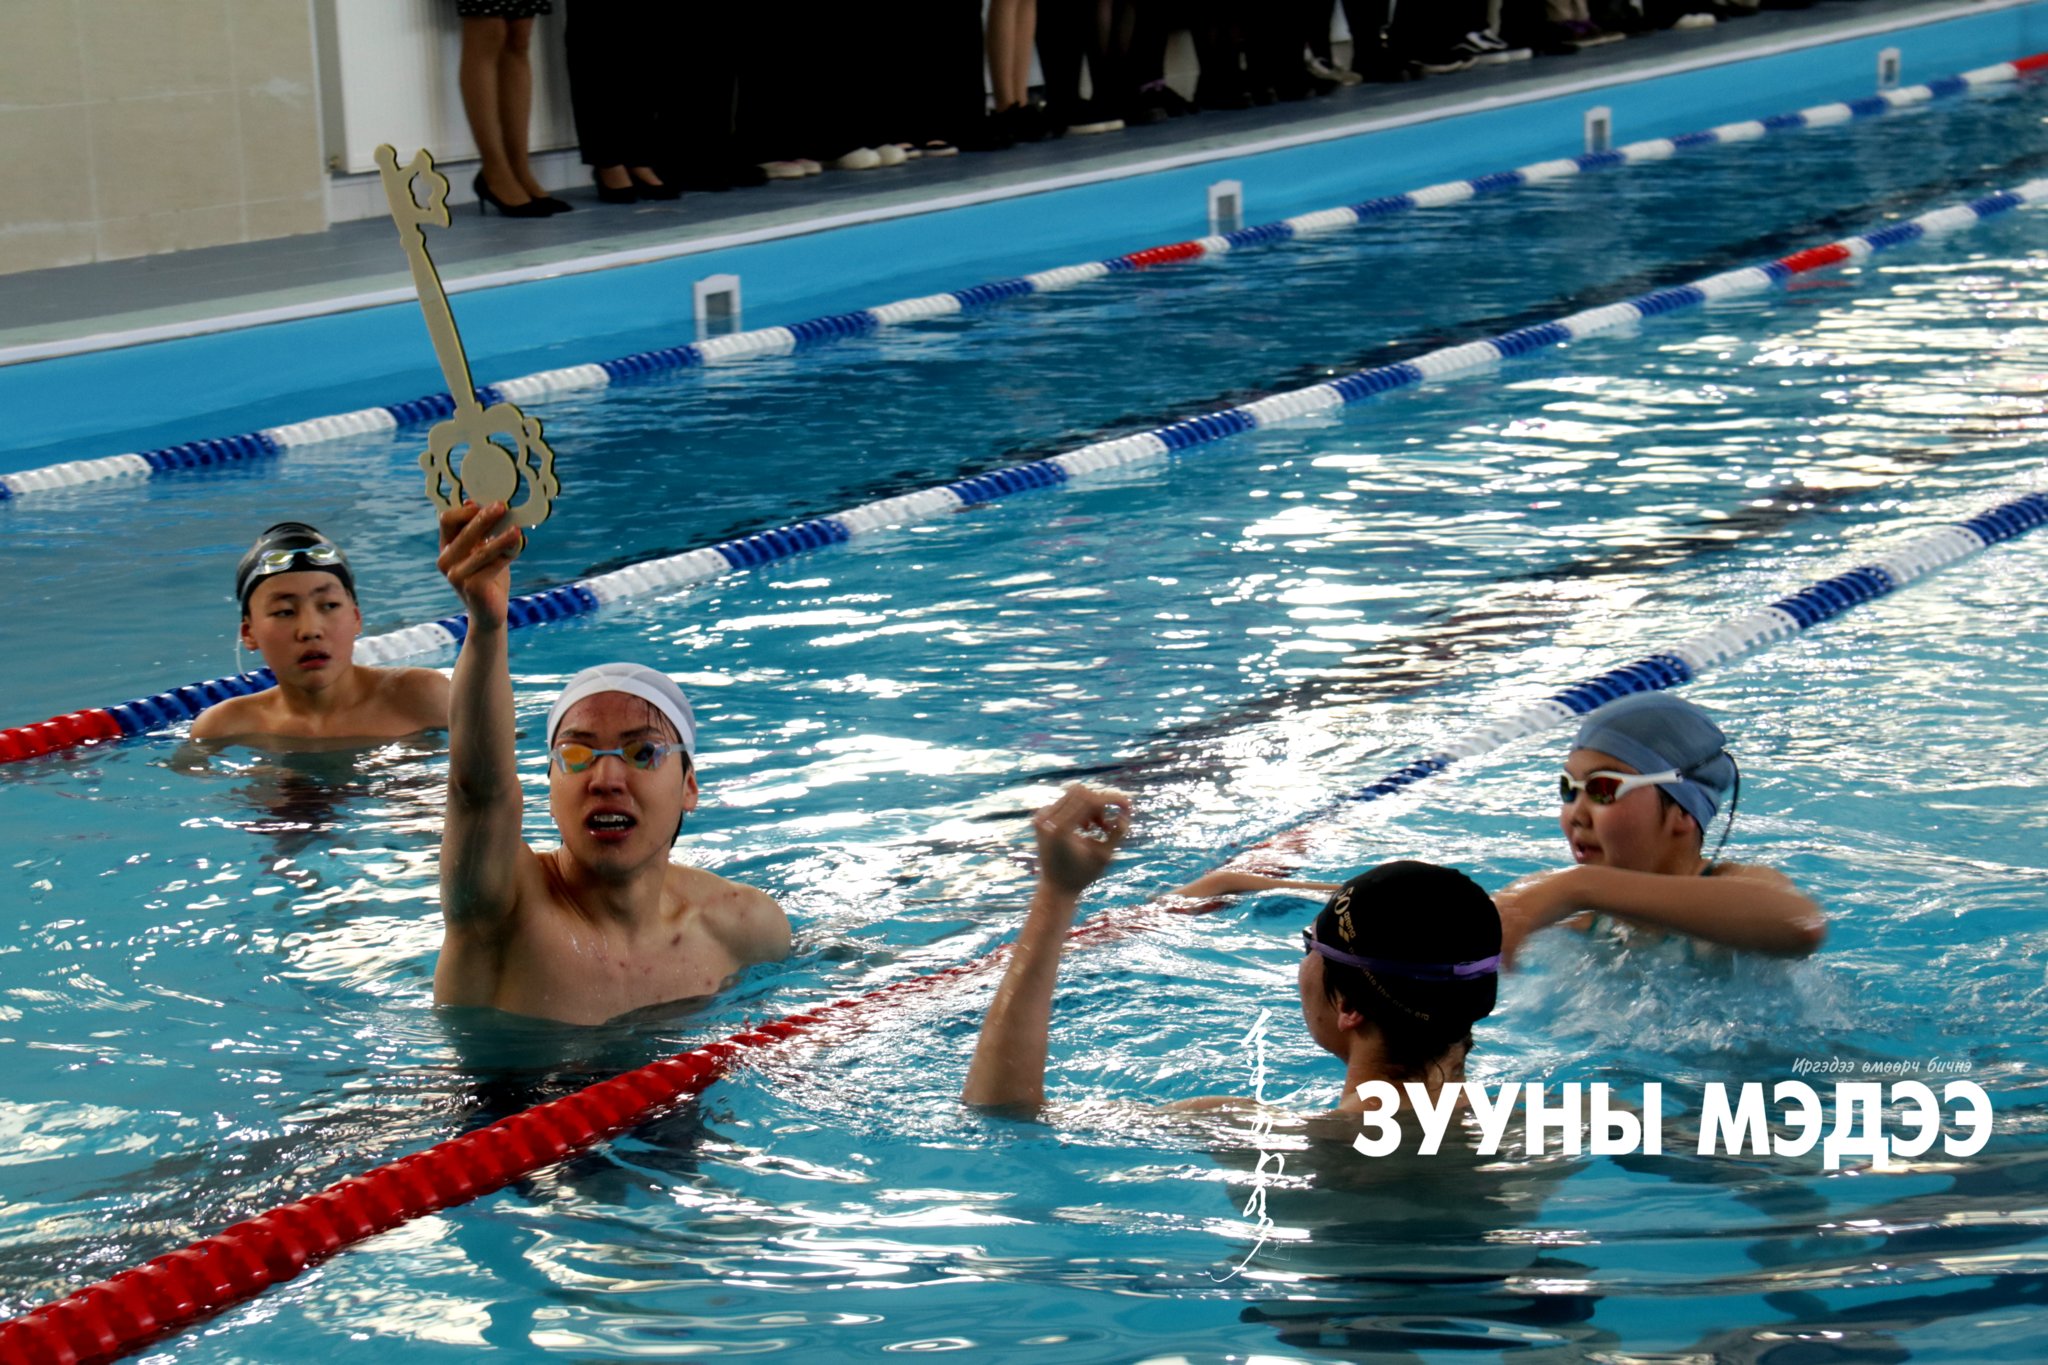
1465, 29, 1531, 63
873, 143, 908, 166
794, 158, 823, 175
1674, 11, 1717, 28
760, 160, 807, 180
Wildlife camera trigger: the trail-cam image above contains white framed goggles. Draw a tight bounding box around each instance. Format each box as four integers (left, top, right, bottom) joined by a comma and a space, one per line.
1559, 768, 1682, 805
253, 542, 344, 574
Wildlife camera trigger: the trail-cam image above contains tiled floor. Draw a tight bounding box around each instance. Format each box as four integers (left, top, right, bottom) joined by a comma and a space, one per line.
0, 0, 1988, 357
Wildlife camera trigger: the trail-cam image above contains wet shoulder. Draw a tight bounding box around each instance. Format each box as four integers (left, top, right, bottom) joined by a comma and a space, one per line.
366, 664, 452, 731
666, 863, 789, 963
189, 689, 282, 740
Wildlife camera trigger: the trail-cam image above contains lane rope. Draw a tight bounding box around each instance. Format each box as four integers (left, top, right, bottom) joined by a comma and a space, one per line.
3, 477, 2043, 1364
3, 51, 2045, 505
5, 173, 2044, 765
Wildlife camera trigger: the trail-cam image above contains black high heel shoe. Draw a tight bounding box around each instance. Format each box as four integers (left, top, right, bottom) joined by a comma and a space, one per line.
592, 169, 637, 204
628, 168, 681, 201
473, 172, 554, 218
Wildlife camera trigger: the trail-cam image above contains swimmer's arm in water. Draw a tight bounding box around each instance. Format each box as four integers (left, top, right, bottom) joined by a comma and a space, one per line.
434, 502, 541, 1001
1495, 862, 1823, 962
1172, 870, 1341, 899
961, 785, 1131, 1111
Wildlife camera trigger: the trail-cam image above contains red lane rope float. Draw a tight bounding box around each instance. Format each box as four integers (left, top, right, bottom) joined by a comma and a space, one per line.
0, 859, 1287, 1365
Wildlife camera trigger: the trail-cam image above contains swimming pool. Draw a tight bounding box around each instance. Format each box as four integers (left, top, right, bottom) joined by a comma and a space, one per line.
5, 35, 2048, 1365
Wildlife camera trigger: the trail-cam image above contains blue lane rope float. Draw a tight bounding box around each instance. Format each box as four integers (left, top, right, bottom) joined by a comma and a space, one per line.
4, 172, 2047, 763
4, 52, 2047, 504
7, 477, 2048, 1364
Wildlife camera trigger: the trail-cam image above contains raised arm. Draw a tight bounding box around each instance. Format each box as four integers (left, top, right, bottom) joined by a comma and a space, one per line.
435, 502, 533, 960
961, 785, 1131, 1111
1496, 862, 1824, 963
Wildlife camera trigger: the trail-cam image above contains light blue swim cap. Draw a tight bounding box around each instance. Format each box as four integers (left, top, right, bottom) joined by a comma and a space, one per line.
1570, 693, 1735, 831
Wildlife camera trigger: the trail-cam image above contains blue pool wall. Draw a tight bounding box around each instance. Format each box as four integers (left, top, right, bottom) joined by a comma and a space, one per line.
3, 3, 2045, 472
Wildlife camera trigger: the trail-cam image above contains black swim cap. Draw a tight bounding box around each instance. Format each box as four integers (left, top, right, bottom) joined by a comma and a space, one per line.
1314, 861, 1501, 1026
235, 522, 355, 608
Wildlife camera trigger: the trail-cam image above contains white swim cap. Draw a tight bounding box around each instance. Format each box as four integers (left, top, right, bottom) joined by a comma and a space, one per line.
546, 662, 697, 758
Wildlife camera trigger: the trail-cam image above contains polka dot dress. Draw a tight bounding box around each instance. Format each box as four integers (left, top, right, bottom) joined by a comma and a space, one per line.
456, 0, 552, 17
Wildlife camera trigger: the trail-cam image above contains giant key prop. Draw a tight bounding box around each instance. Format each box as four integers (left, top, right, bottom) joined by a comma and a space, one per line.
376, 145, 561, 526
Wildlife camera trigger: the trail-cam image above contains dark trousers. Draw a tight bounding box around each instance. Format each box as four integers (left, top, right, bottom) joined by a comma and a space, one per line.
735, 1, 870, 161
1039, 0, 1138, 116
566, 0, 687, 168
881, 0, 987, 144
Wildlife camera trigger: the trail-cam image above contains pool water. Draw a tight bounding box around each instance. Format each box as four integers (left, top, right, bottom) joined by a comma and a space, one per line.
3, 67, 2048, 1364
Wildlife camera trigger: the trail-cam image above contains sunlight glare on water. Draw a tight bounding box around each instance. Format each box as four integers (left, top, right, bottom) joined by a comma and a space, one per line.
3, 66, 2048, 1365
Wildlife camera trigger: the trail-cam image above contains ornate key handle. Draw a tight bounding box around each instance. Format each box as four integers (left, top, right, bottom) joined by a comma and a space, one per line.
375, 145, 561, 527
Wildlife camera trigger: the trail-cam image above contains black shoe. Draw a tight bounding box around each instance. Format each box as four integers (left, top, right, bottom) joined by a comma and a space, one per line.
630, 171, 681, 201
473, 172, 554, 218
1013, 101, 1057, 141
592, 170, 637, 204
958, 112, 1016, 152
1195, 81, 1253, 111
1124, 90, 1172, 126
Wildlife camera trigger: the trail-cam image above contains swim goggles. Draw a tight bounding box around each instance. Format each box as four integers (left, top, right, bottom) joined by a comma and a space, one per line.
251, 542, 345, 574
550, 739, 682, 773
1300, 926, 1500, 981
1558, 768, 1682, 805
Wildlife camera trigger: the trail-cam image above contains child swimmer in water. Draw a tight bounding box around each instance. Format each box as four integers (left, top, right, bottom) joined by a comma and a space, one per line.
1177, 693, 1823, 965
189, 522, 450, 743
1492, 691, 1824, 962
962, 786, 1504, 1116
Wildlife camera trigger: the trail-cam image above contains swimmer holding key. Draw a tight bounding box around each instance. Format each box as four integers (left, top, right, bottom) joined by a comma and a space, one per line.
191, 522, 450, 743
434, 500, 790, 1025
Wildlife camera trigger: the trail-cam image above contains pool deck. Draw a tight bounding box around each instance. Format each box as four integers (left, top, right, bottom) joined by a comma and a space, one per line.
0, 0, 2021, 370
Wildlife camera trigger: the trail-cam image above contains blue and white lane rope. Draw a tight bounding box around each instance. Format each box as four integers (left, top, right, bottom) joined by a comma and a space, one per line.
8, 481, 2043, 766
1322, 495, 2048, 806
5, 51, 2046, 505
3, 171, 2045, 761
340, 175, 2048, 662
1187, 491, 2048, 868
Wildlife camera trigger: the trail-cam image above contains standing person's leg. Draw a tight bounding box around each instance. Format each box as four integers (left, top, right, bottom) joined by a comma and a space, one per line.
1084, 0, 1132, 122
566, 1, 633, 196
988, 0, 1023, 110
496, 17, 549, 200
1038, 0, 1085, 125
460, 17, 534, 207
1338, 0, 1393, 77
1011, 0, 1039, 112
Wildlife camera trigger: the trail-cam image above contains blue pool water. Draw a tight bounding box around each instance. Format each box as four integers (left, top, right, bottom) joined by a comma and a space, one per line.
4, 61, 2048, 1364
